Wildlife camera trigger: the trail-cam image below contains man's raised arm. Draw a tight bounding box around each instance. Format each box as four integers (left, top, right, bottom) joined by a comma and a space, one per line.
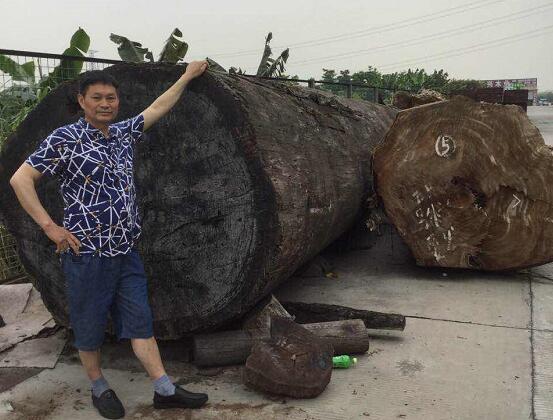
141, 60, 208, 131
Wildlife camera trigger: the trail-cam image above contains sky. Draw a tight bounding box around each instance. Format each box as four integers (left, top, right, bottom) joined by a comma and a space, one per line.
2, 0, 553, 90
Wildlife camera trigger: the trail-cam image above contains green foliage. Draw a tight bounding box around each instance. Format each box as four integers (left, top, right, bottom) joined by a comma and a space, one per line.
0, 56, 35, 83
158, 29, 189, 64
110, 28, 189, 64
442, 78, 485, 94
320, 66, 484, 98
0, 27, 90, 149
0, 95, 35, 149
40, 27, 90, 91
110, 33, 154, 63
256, 32, 290, 77
321, 69, 342, 94
538, 91, 553, 102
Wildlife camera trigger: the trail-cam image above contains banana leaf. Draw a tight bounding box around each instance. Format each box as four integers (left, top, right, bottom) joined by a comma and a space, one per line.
256, 32, 273, 77
264, 48, 289, 78
0, 55, 35, 84
110, 33, 154, 63
40, 27, 91, 91
205, 57, 226, 73
159, 28, 188, 64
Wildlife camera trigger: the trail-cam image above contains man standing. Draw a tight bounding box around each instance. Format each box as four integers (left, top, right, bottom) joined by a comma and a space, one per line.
10, 60, 209, 419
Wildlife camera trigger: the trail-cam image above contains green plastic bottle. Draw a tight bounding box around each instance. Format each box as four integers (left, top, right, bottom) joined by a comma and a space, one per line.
332, 355, 357, 368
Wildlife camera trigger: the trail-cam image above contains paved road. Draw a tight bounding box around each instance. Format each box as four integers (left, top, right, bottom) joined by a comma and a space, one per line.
528, 106, 553, 145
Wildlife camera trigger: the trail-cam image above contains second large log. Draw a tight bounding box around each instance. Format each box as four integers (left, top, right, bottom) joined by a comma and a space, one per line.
374, 96, 553, 270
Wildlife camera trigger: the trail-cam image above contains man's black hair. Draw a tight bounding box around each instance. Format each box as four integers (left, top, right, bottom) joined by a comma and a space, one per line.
79, 71, 119, 96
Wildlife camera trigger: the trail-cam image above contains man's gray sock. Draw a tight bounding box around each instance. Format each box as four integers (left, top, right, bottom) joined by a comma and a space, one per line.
154, 374, 176, 396
91, 376, 110, 397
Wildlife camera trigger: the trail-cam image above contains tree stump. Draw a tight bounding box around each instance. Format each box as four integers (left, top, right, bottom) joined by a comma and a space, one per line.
374, 95, 553, 270
0, 63, 397, 338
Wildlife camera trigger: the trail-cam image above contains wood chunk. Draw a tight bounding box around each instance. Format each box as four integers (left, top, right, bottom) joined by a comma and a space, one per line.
301, 319, 369, 355
242, 295, 292, 333
243, 318, 333, 398
282, 301, 406, 331
374, 95, 553, 270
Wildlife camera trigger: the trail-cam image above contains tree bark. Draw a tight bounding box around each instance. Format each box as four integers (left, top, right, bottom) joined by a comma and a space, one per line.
193, 319, 369, 367
374, 95, 553, 270
281, 301, 406, 330
0, 63, 397, 338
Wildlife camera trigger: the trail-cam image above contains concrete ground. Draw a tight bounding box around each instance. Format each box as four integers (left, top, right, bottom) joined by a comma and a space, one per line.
1, 107, 553, 420
2, 228, 551, 420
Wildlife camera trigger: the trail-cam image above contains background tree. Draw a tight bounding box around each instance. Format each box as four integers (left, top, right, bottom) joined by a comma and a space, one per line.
539, 91, 553, 103
0, 27, 90, 148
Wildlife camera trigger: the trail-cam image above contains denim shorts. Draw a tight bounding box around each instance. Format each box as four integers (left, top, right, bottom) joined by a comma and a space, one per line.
61, 249, 154, 351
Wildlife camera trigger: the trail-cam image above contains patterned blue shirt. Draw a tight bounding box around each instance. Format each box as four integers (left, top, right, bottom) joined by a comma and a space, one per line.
26, 114, 145, 257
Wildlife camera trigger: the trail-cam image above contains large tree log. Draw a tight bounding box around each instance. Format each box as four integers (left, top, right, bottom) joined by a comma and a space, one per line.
374, 96, 553, 270
193, 319, 370, 367
0, 63, 397, 338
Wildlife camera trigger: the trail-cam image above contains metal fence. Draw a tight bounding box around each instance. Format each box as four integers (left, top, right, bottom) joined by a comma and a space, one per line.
0, 48, 398, 283
0, 48, 396, 104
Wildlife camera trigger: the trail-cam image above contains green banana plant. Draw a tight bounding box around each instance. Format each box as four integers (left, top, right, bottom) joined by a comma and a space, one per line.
0, 27, 90, 100
39, 27, 90, 91
0, 28, 90, 149
255, 32, 289, 77
159, 29, 189, 63
0, 56, 35, 85
109, 33, 154, 63
110, 28, 189, 64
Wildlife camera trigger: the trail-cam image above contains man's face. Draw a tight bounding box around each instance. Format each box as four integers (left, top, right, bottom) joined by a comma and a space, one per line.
78, 83, 119, 126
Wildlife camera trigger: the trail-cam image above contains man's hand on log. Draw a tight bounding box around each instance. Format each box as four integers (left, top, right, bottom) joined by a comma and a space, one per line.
43, 222, 81, 255
142, 60, 209, 131
182, 60, 208, 81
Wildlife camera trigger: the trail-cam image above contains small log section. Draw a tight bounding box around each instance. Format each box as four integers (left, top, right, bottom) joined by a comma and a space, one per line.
0, 63, 397, 338
374, 95, 553, 270
282, 301, 406, 331
193, 319, 369, 367
193, 329, 266, 367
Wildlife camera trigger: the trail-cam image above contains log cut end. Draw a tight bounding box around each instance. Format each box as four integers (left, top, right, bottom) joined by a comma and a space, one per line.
374, 95, 553, 271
